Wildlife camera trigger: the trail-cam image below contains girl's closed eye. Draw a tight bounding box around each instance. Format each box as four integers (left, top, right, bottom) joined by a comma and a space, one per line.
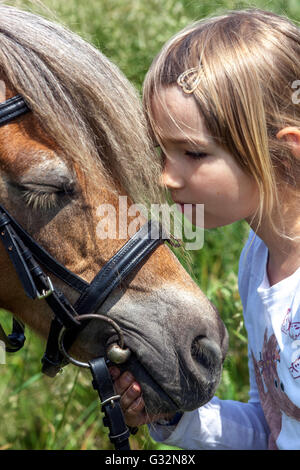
185, 150, 208, 159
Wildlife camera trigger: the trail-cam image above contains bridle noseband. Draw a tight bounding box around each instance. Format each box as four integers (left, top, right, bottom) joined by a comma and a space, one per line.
0, 94, 176, 450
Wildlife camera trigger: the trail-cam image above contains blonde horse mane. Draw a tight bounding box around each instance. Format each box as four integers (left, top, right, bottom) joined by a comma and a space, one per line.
0, 2, 166, 208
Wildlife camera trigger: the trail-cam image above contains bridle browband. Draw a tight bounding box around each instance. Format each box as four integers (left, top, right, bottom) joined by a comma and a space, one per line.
0, 94, 175, 450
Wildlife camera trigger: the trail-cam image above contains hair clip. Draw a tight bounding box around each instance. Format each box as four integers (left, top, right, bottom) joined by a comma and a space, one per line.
177, 67, 201, 94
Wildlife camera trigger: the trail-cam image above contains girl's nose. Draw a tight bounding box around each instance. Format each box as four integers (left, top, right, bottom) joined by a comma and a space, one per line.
161, 161, 184, 189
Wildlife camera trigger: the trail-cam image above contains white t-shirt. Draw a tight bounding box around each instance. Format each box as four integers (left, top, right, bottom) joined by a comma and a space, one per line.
149, 229, 300, 449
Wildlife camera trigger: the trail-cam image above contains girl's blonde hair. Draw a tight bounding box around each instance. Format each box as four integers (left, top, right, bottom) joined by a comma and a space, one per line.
143, 8, 300, 236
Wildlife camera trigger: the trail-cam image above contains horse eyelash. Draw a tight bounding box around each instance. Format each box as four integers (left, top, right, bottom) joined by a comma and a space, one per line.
21, 189, 62, 211
20, 185, 74, 211
11, 178, 76, 210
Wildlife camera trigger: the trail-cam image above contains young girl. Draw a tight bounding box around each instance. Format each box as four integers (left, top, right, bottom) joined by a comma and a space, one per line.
110, 8, 300, 449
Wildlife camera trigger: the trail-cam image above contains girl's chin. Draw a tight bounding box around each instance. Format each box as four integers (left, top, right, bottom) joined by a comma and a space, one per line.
175, 203, 230, 229
175, 203, 205, 227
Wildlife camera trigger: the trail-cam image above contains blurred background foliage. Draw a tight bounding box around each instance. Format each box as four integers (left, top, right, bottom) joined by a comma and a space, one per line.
1, 0, 299, 450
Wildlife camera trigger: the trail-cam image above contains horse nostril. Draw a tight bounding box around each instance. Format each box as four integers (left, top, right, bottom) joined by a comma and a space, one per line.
191, 335, 209, 368
191, 336, 222, 371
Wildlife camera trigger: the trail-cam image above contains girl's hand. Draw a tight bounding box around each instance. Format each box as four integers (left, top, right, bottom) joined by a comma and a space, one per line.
109, 366, 175, 427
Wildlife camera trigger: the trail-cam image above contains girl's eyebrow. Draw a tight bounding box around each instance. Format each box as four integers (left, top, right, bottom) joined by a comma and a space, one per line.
164, 137, 209, 147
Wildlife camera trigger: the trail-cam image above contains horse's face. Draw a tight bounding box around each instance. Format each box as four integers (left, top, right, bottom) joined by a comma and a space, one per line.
0, 82, 228, 415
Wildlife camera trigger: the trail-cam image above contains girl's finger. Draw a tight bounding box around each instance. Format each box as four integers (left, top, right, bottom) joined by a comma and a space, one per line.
120, 382, 142, 411
123, 397, 148, 427
114, 371, 136, 395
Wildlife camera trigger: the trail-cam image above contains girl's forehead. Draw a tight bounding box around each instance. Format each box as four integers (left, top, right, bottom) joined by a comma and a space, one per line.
151, 85, 211, 145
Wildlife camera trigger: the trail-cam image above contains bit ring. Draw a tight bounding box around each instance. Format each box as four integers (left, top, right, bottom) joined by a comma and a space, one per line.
58, 314, 125, 368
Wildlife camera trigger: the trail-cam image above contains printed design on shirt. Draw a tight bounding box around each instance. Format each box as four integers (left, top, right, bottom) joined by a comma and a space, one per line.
289, 356, 300, 380
251, 329, 300, 450
281, 308, 300, 340
281, 308, 300, 379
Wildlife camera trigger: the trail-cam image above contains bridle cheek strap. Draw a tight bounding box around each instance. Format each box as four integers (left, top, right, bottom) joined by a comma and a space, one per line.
89, 357, 133, 451
0, 212, 37, 299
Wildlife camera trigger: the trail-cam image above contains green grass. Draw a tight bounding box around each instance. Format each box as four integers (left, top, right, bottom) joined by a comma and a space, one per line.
1, 0, 299, 450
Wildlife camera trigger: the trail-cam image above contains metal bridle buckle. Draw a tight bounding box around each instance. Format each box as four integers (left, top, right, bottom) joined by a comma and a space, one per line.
58, 313, 131, 368
101, 395, 121, 407
37, 276, 54, 300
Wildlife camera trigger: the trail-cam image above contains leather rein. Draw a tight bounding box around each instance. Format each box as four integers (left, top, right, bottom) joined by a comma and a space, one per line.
0, 94, 174, 450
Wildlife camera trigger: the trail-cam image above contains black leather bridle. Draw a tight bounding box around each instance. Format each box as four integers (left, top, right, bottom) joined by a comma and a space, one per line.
0, 94, 173, 450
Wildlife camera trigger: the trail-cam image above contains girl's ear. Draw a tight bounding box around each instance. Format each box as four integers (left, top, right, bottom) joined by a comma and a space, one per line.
276, 127, 300, 158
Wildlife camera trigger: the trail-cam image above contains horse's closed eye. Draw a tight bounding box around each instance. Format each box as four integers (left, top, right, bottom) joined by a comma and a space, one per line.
10, 181, 75, 211
21, 188, 64, 210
